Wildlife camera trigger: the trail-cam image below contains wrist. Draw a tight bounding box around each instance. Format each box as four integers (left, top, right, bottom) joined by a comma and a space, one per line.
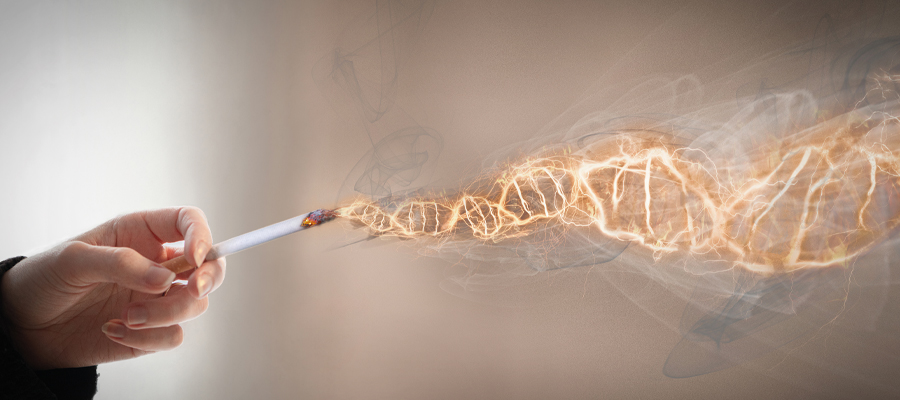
0, 256, 27, 331
0, 257, 39, 368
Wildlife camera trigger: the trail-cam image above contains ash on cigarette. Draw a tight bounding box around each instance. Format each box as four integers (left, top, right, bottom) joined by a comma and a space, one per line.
302, 209, 338, 227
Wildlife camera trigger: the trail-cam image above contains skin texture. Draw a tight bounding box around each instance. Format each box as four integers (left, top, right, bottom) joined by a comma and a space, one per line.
0, 207, 226, 370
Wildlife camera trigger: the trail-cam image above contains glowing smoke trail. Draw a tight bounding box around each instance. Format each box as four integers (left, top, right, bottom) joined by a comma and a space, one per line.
333, 89, 900, 379
318, 0, 900, 382
327, 34, 900, 378
339, 103, 900, 276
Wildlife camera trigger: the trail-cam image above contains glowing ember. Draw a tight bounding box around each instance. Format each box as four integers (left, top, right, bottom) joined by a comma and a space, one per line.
302, 209, 338, 228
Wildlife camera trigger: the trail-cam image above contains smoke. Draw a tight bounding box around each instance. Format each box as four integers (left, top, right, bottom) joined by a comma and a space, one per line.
340, 127, 443, 199
318, 0, 900, 383
311, 0, 442, 203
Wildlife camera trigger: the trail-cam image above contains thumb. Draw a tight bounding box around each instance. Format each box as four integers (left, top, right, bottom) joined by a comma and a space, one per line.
58, 242, 175, 294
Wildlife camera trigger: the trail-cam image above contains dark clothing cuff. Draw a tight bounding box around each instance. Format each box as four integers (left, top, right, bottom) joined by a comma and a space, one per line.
0, 256, 99, 400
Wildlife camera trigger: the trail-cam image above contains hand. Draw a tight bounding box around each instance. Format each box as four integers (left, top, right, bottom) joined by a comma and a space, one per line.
0, 207, 226, 369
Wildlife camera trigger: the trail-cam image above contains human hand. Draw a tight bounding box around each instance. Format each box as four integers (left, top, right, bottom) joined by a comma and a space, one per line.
0, 207, 226, 369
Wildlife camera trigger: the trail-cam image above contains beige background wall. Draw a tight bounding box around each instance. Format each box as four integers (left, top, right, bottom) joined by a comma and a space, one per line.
1, 1, 898, 399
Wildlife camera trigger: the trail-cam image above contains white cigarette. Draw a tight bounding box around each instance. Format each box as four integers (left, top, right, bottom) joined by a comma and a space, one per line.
207, 213, 308, 259
160, 209, 337, 273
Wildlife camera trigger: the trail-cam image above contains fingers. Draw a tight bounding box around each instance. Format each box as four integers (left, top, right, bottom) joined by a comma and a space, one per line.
187, 257, 227, 299
139, 206, 213, 268
59, 242, 175, 294
104, 282, 211, 351
121, 284, 209, 329
101, 320, 184, 352
164, 247, 226, 298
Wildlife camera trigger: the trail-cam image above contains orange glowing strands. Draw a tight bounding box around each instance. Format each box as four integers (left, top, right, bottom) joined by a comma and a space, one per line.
340, 114, 900, 276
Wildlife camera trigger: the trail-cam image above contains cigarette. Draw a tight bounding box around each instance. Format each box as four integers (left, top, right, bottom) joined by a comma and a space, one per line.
160, 209, 338, 274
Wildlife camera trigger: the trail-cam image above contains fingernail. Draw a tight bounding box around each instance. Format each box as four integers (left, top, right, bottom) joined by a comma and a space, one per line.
197, 274, 212, 298
194, 242, 210, 267
146, 265, 175, 287
127, 306, 148, 326
102, 321, 126, 339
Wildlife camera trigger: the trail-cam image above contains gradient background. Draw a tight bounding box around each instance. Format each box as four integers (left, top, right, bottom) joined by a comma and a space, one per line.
1, 1, 899, 399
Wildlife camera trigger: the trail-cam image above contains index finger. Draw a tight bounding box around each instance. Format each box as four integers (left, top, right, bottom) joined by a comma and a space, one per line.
139, 206, 212, 268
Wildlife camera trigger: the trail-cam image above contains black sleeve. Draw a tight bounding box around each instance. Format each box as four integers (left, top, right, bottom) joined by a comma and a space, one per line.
0, 256, 99, 400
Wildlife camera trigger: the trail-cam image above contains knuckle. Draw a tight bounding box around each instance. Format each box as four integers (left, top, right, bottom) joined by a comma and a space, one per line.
156, 304, 177, 324
181, 206, 207, 223
93, 215, 122, 241
58, 241, 88, 259
177, 207, 212, 242
161, 298, 200, 325
110, 214, 127, 229
110, 247, 136, 265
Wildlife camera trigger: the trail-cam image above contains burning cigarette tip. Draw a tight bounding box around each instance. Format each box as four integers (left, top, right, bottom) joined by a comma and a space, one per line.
302, 209, 338, 227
